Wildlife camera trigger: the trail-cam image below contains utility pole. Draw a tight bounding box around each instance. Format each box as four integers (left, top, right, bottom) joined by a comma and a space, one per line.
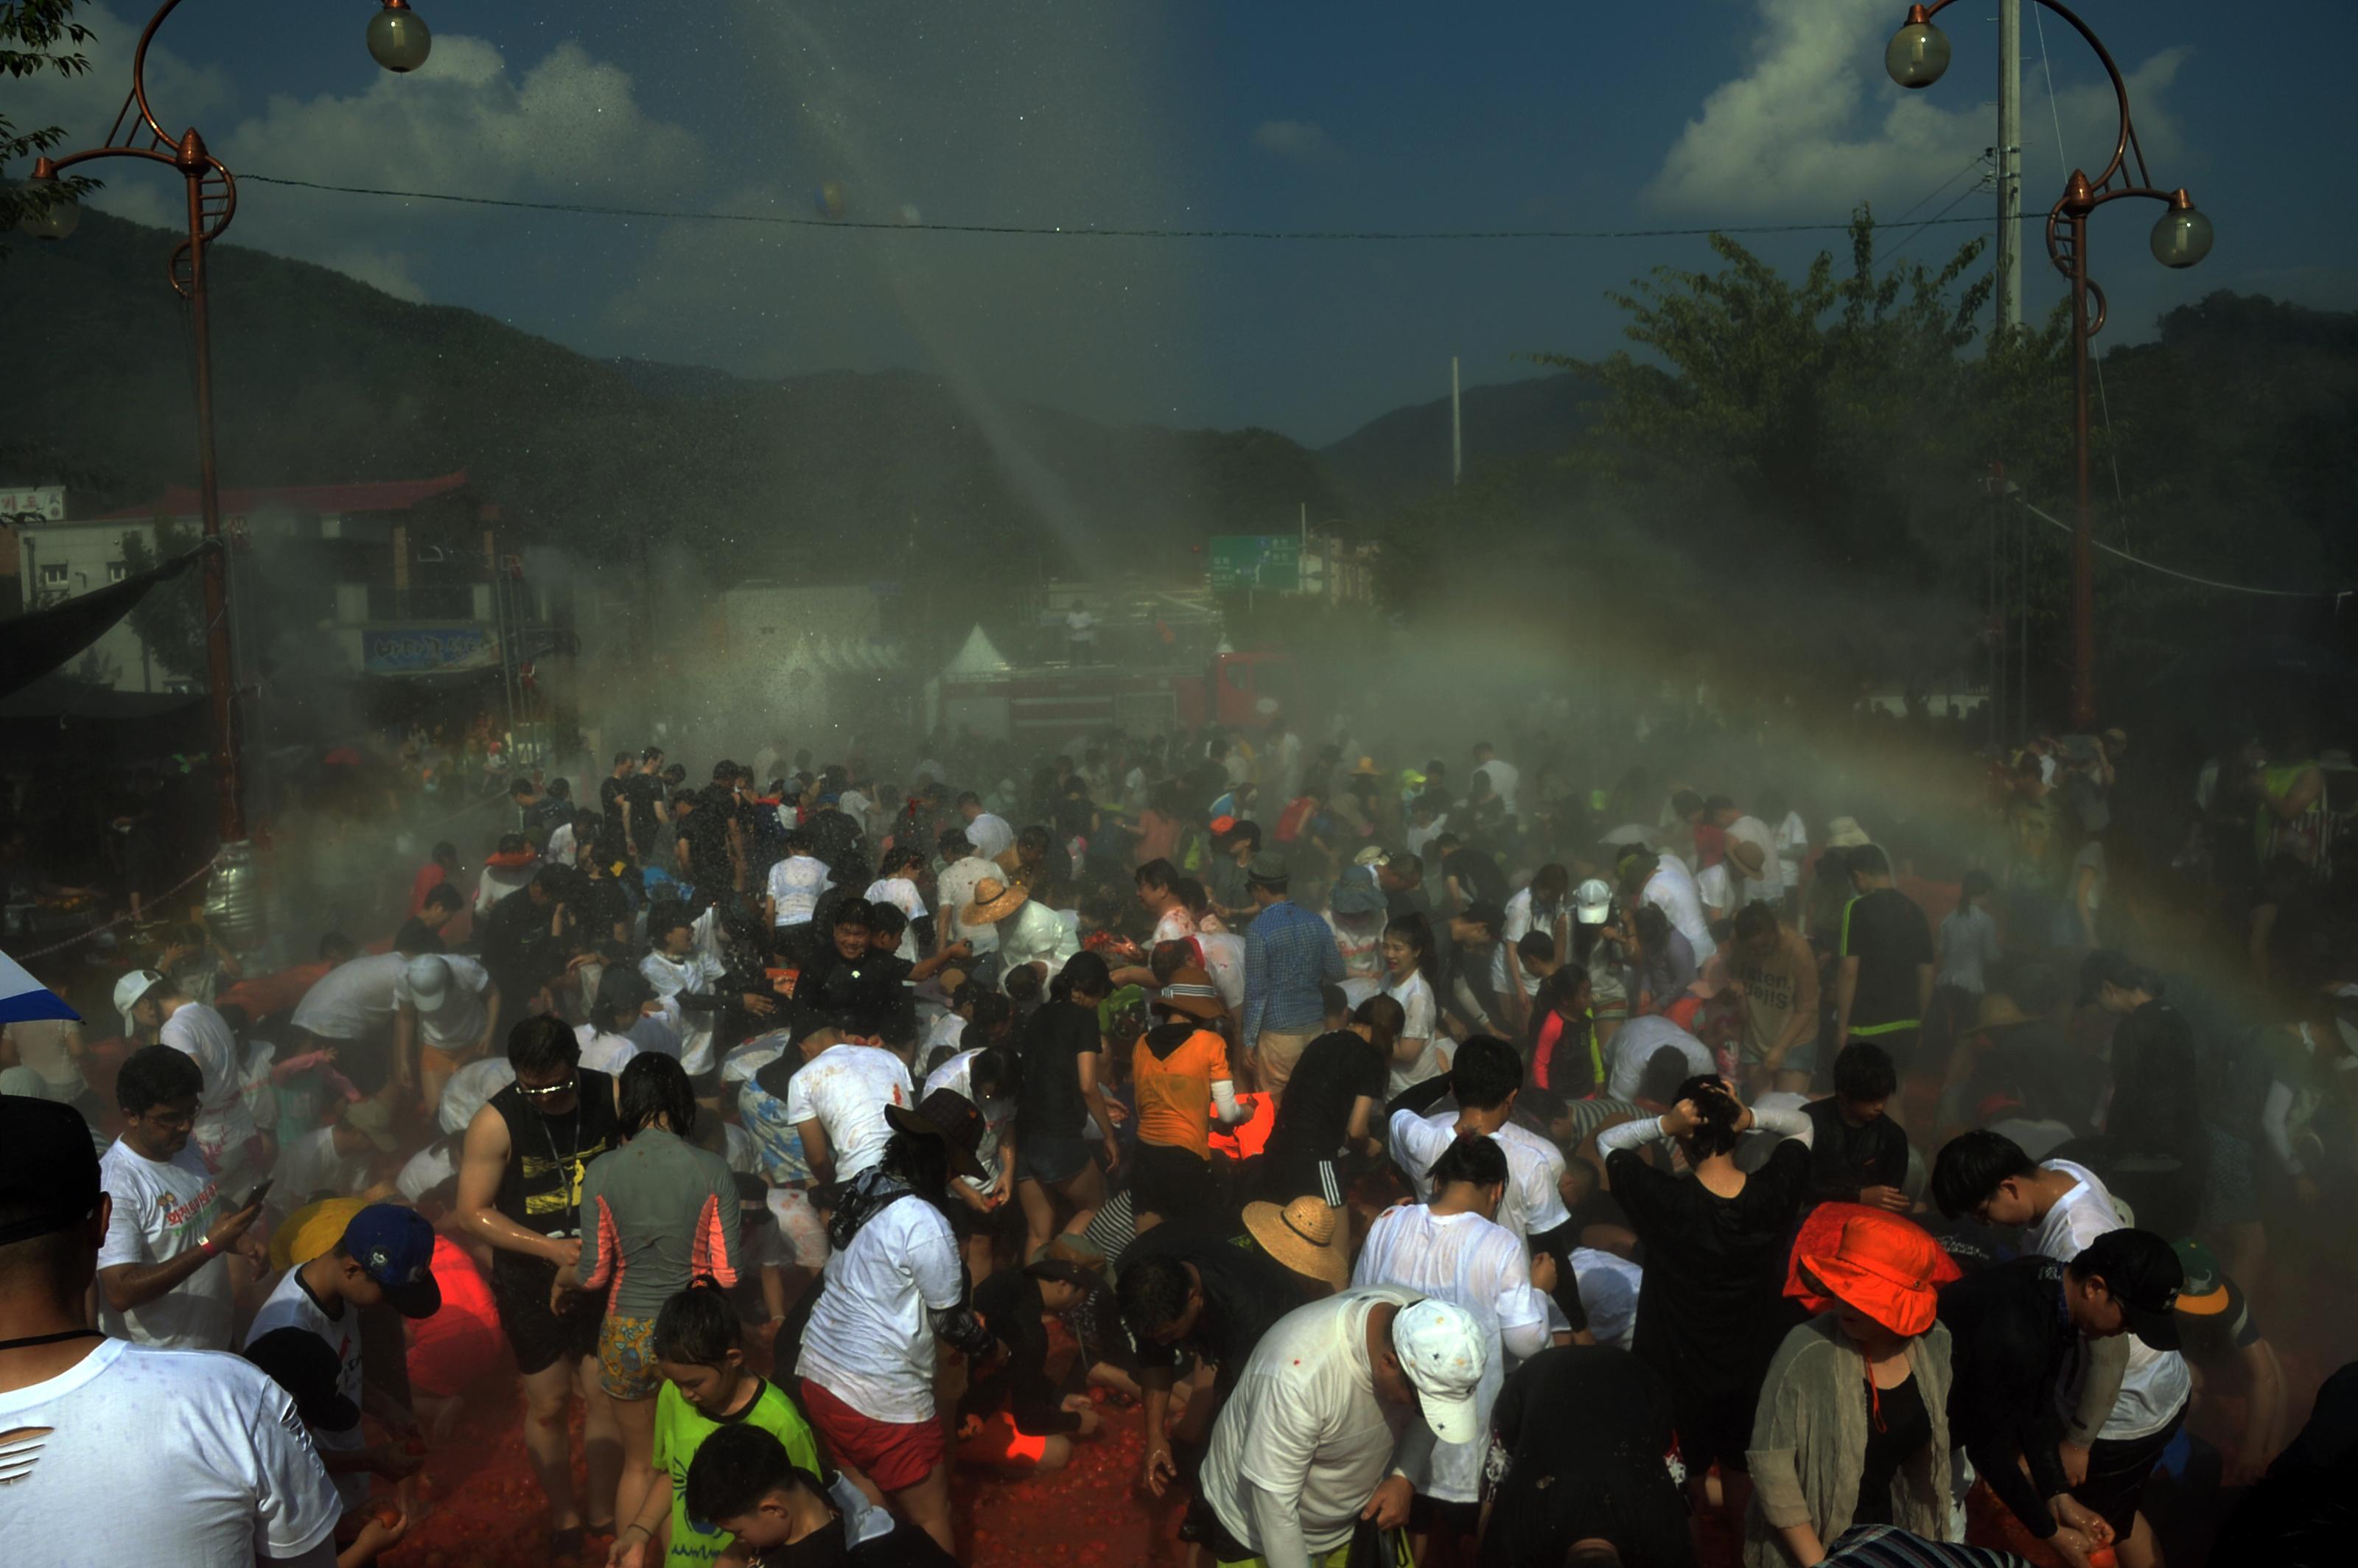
1995, 0, 2023, 334
1450, 357, 1463, 487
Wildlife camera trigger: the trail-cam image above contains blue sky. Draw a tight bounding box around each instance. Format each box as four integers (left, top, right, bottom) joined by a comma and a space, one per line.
17, 0, 2357, 444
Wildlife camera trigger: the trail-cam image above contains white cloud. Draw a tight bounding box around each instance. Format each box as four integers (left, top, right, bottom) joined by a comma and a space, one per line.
1252, 119, 1334, 162
1648, 0, 2189, 218
4, 7, 695, 304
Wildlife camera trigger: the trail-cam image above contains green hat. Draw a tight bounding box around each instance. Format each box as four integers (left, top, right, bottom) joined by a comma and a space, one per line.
2170, 1238, 2229, 1317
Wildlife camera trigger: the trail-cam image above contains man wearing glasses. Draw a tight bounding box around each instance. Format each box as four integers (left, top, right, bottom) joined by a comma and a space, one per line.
454, 1015, 626, 1555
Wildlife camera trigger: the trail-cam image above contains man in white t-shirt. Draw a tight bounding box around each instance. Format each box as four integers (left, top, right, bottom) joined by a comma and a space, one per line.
783, 1019, 914, 1189
934, 827, 1004, 956
271, 1099, 399, 1208
956, 794, 1015, 863
1711, 796, 1786, 907
393, 951, 498, 1110
289, 950, 409, 1049
0, 1095, 343, 1567
1599, 1012, 1715, 1103
1469, 742, 1520, 817
117, 967, 265, 1180
245, 1203, 438, 1511
1352, 1136, 1555, 1508
94, 1044, 267, 1351
1630, 848, 1717, 965
1198, 1288, 1485, 1568
1932, 1132, 2194, 1535
1386, 1037, 1572, 1247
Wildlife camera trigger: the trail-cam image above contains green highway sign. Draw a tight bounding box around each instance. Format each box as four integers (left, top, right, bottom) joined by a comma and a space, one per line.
1209, 534, 1301, 594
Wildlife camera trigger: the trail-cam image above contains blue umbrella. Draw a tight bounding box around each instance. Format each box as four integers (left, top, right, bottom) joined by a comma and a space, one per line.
0, 946, 79, 1024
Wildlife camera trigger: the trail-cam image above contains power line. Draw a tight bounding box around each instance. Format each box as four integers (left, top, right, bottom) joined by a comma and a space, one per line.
2017, 499, 2354, 603
237, 172, 1988, 243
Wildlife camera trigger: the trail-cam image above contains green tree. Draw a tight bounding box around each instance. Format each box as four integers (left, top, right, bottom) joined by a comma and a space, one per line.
2, 1, 102, 245
119, 518, 206, 679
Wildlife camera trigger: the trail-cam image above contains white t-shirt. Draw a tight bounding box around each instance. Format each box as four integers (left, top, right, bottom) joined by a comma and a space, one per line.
158, 1001, 259, 1167
394, 953, 494, 1049
1385, 972, 1444, 1098
864, 876, 929, 961
576, 1027, 643, 1077
640, 949, 724, 1074
796, 1194, 965, 1421
1352, 1205, 1547, 1501
1570, 1247, 1644, 1350
473, 862, 535, 915
1774, 811, 1808, 888
1696, 861, 1737, 921
1388, 1111, 1572, 1243
766, 856, 834, 927
783, 1043, 913, 1183
2029, 1160, 2192, 1441
545, 821, 581, 868
1152, 905, 1198, 948
937, 855, 1003, 954
97, 1138, 235, 1350
1472, 758, 1521, 815
396, 1140, 460, 1203
1723, 814, 1785, 904
1642, 853, 1717, 964
438, 1057, 517, 1136
245, 1269, 368, 1509
1197, 929, 1248, 1011
1201, 1287, 1430, 1560
271, 1125, 371, 1206
926, 1049, 1015, 1191
1495, 888, 1561, 998
288, 953, 407, 1041
1603, 1013, 1715, 1102
0, 1337, 340, 1567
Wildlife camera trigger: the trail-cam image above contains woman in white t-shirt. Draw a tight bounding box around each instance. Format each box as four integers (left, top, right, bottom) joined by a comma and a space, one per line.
864, 848, 933, 963
764, 830, 834, 931
794, 1099, 995, 1555
1382, 913, 1449, 1096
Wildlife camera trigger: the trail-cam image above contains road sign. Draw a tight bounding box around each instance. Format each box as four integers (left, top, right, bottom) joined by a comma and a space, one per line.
1209, 534, 1301, 594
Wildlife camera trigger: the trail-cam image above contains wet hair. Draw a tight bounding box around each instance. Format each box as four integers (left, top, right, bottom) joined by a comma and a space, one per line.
1531, 863, 1571, 899
507, 1014, 581, 1076
1833, 1041, 1898, 1103
1051, 951, 1113, 1004
620, 1053, 699, 1138
1147, 939, 1192, 987
879, 844, 926, 878
653, 1278, 741, 1368
647, 900, 695, 941
1931, 1130, 2040, 1219
1383, 914, 1437, 981
1136, 858, 1178, 892
116, 1043, 203, 1114
1352, 993, 1406, 1046
1671, 1075, 1743, 1158
1004, 965, 1043, 1006
1732, 900, 1779, 944
1172, 878, 1211, 917
963, 1044, 1012, 1099
867, 905, 908, 941
421, 883, 464, 916
1561, 1155, 1603, 1207
1961, 869, 1996, 901
1458, 903, 1506, 942
830, 898, 874, 932
508, 777, 537, 799
1321, 983, 1349, 1018
1116, 1254, 1194, 1336
1636, 1046, 1692, 1107
392, 918, 444, 958
1016, 825, 1052, 855
1631, 904, 1671, 951
592, 965, 655, 1035
970, 993, 1016, 1038
1670, 790, 1705, 821
682, 1424, 813, 1533
1450, 1035, 1522, 1111
1220, 820, 1262, 853
939, 827, 973, 861
318, 930, 361, 962
1430, 1133, 1510, 1189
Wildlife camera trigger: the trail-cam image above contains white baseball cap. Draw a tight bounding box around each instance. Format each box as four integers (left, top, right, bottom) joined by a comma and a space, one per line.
1390, 1298, 1487, 1444
403, 954, 451, 1010
1574, 878, 1614, 924
112, 969, 167, 1035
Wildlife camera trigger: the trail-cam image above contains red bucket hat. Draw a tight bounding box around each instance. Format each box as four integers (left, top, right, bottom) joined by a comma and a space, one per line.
1784, 1203, 1960, 1337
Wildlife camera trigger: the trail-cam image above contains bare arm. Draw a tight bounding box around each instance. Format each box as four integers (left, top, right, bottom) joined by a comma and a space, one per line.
1077, 1049, 1119, 1163
393, 1002, 419, 1092
797, 1118, 835, 1189
98, 1194, 264, 1314
452, 1105, 573, 1266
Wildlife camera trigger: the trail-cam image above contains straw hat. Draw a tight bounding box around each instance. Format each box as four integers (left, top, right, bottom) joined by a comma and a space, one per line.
1350, 756, 1385, 778
1242, 1196, 1348, 1289
1723, 836, 1767, 880
959, 877, 1029, 926
1783, 1203, 1960, 1337
1826, 816, 1872, 849
1151, 965, 1228, 1022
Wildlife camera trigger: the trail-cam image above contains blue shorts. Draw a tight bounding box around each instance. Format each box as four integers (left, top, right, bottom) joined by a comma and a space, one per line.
1746, 1034, 1819, 1079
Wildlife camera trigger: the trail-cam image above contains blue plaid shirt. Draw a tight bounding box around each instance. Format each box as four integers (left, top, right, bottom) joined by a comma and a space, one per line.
1241, 897, 1346, 1043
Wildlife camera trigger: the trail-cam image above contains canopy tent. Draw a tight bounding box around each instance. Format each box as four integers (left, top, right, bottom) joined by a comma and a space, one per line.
0, 540, 211, 701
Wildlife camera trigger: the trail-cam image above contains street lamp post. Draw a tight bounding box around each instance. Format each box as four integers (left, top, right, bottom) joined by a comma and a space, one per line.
1887, 1, 2211, 728
18, 0, 432, 846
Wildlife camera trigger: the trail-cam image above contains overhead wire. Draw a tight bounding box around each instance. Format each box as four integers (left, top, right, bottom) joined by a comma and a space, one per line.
236, 172, 1987, 243
2016, 499, 2354, 603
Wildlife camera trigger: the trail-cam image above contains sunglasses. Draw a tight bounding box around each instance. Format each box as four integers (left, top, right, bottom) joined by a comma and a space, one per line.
517, 1075, 578, 1101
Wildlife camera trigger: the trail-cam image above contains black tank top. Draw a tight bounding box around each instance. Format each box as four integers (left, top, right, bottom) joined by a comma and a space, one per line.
488, 1068, 620, 1280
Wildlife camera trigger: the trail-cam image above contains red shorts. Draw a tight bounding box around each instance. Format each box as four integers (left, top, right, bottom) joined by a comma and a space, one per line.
799, 1377, 945, 1493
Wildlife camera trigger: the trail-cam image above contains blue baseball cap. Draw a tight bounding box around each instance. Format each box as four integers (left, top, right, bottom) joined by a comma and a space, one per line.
340, 1203, 442, 1319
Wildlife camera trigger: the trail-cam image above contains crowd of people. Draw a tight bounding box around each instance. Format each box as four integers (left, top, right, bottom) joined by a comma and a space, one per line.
3, 712, 2355, 1568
